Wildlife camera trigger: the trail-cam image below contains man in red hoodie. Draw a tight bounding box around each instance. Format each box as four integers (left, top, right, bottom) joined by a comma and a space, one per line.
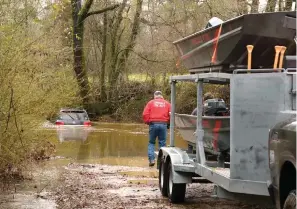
142, 91, 171, 166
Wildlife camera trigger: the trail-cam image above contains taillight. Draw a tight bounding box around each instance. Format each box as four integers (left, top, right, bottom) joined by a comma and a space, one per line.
56, 121, 64, 125
268, 130, 278, 167
84, 121, 91, 126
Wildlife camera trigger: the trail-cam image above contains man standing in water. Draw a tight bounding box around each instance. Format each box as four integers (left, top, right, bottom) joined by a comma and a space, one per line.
142, 91, 171, 167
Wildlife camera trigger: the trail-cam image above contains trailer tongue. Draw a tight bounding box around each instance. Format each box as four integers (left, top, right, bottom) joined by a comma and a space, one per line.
174, 11, 296, 73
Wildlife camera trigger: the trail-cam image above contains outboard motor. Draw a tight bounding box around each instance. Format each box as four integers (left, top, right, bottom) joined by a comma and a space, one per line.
205, 17, 223, 29
203, 98, 229, 116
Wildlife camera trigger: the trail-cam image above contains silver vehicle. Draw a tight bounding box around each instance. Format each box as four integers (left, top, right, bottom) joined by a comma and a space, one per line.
55, 108, 91, 126
156, 11, 296, 207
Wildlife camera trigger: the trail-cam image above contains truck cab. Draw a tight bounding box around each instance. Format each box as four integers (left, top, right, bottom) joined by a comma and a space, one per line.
268, 115, 296, 209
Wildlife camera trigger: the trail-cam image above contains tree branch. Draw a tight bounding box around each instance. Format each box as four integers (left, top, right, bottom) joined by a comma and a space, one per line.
78, 0, 93, 22
130, 50, 172, 63
3, 87, 13, 134
85, 4, 120, 19
140, 17, 159, 26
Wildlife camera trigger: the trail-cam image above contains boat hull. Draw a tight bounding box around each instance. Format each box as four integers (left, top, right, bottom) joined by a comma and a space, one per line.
175, 113, 230, 154
174, 12, 296, 72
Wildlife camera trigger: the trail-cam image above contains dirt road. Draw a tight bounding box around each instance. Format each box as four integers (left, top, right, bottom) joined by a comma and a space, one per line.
0, 121, 272, 209
50, 163, 269, 209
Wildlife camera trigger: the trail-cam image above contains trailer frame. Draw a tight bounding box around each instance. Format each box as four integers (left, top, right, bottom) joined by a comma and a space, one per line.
156, 69, 296, 205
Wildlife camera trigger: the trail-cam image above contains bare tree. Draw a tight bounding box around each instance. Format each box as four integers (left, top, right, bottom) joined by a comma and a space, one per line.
250, 0, 259, 13
107, 0, 143, 100
71, 0, 119, 106
100, 8, 108, 101
284, 0, 293, 10
266, 0, 277, 12
237, 0, 248, 14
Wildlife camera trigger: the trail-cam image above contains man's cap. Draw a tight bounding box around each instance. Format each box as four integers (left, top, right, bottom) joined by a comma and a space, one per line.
154, 91, 162, 96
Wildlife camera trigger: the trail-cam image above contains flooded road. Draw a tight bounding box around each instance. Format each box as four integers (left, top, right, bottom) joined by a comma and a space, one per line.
0, 122, 187, 209
0, 122, 269, 209
51, 122, 188, 167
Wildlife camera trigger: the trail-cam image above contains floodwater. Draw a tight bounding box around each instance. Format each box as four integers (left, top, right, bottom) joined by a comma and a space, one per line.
51, 122, 188, 167
0, 123, 268, 209
0, 122, 188, 209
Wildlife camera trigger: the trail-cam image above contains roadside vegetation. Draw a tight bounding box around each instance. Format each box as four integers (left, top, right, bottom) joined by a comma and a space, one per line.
0, 0, 295, 177
0, 0, 79, 178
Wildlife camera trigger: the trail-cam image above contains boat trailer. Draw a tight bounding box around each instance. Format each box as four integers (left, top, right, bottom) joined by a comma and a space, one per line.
155, 11, 296, 206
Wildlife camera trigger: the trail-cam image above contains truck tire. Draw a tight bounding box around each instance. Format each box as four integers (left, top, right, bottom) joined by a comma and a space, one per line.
159, 158, 168, 197
283, 190, 296, 209
167, 161, 186, 203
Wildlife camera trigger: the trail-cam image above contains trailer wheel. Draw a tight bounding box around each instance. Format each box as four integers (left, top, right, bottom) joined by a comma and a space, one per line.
283, 190, 296, 209
167, 161, 186, 203
159, 158, 168, 196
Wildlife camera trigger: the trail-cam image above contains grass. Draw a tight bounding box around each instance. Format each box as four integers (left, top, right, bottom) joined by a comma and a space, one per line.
128, 74, 150, 82
128, 73, 185, 83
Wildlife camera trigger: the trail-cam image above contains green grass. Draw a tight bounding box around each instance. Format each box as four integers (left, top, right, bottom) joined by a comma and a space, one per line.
128, 74, 150, 82
128, 73, 183, 83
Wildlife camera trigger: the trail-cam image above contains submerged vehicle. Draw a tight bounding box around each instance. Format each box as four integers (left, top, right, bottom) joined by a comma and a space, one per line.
55, 108, 92, 142
55, 108, 91, 126
156, 11, 296, 208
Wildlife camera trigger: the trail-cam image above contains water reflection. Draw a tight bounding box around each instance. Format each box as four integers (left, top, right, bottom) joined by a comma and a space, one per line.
77, 138, 91, 161
56, 126, 91, 142
52, 123, 188, 167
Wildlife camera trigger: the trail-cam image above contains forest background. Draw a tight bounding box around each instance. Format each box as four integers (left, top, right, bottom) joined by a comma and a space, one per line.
0, 0, 295, 175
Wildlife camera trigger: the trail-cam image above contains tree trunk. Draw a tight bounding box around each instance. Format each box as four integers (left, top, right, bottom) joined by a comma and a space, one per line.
250, 0, 259, 13
237, 0, 248, 15
266, 0, 277, 12
279, 0, 283, 11
112, 0, 143, 90
72, 0, 90, 106
71, 0, 119, 106
108, 0, 128, 100
100, 11, 107, 101
285, 0, 293, 10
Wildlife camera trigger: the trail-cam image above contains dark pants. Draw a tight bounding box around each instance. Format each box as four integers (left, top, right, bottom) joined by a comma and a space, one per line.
148, 122, 167, 161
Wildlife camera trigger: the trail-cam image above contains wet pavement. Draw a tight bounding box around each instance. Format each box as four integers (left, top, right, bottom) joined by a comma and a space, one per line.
0, 122, 270, 209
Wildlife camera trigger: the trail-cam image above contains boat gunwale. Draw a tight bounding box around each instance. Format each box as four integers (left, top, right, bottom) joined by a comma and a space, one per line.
172, 15, 243, 45
175, 113, 230, 120
172, 11, 296, 45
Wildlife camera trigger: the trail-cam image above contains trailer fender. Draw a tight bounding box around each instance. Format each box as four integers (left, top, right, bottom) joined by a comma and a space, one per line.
158, 147, 192, 184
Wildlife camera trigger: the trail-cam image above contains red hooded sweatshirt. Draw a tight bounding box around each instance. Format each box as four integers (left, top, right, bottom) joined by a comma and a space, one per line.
142, 98, 171, 124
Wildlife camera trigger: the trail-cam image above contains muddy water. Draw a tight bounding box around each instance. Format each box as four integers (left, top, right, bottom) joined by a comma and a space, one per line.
50, 122, 188, 167
0, 122, 266, 209
0, 122, 188, 209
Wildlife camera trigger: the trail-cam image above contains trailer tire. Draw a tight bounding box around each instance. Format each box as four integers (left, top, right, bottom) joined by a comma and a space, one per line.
283, 190, 296, 209
167, 161, 186, 203
159, 158, 168, 197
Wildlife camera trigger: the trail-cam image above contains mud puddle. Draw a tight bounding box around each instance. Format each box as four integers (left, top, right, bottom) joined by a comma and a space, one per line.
0, 162, 270, 209
0, 122, 187, 209
49, 163, 268, 209
0, 162, 61, 209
